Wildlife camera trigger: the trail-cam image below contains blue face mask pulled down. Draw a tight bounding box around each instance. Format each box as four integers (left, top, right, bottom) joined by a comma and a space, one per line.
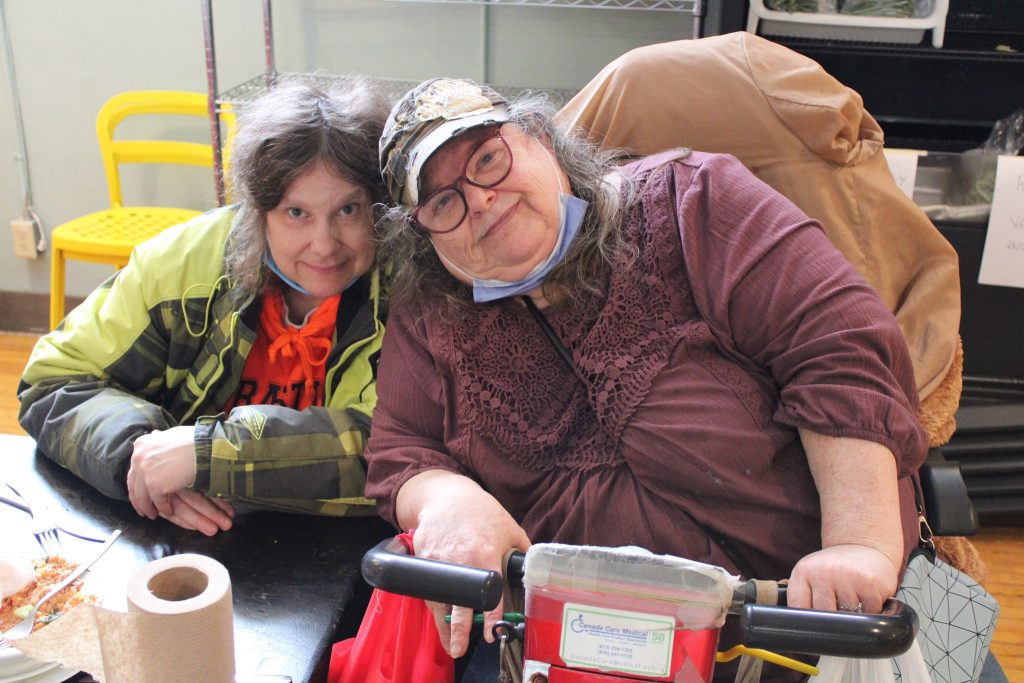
265, 252, 360, 296
265, 252, 311, 295
468, 193, 588, 303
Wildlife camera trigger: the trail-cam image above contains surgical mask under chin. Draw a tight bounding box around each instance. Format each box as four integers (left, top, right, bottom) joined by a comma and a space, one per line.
265, 251, 359, 296
265, 251, 310, 295
435, 192, 588, 303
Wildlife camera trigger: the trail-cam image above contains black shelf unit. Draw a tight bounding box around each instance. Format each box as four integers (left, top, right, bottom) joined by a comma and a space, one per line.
758, 38, 1022, 152
709, 1, 1024, 151
946, 387, 1024, 517
938, 218, 1024, 517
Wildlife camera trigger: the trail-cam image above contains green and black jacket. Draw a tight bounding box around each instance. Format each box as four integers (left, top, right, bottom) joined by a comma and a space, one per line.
18, 207, 383, 516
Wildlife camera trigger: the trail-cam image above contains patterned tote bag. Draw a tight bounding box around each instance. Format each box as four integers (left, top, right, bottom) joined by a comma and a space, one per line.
892, 546, 1000, 681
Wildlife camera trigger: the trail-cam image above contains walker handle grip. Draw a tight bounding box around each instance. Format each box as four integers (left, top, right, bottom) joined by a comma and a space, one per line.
741, 598, 918, 658
361, 536, 510, 611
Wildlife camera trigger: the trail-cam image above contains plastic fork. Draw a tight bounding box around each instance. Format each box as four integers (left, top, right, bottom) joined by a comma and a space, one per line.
5, 483, 63, 557
0, 489, 110, 544
1, 529, 121, 642
30, 506, 63, 559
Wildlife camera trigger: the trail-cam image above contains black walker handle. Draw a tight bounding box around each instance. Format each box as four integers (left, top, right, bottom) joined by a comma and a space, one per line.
361, 536, 509, 611
362, 538, 917, 658
742, 599, 918, 658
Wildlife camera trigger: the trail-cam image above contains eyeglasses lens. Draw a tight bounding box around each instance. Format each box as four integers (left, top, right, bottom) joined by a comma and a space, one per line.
417, 133, 511, 233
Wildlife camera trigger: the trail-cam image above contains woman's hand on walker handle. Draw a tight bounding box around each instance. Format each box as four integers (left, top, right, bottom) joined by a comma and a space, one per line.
786, 543, 898, 614
396, 470, 532, 658
794, 429, 904, 614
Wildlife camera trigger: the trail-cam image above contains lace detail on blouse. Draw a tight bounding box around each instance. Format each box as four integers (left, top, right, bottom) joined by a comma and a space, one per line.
442, 163, 701, 472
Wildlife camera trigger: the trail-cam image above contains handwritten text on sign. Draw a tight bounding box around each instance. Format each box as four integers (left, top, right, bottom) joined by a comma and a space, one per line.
979, 155, 1024, 289
883, 149, 921, 200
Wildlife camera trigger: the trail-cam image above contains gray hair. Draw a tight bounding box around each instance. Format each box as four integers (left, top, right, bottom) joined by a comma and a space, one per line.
377, 91, 637, 309
224, 74, 390, 294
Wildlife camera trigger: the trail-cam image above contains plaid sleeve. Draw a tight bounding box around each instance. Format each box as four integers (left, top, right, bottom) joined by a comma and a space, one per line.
193, 404, 375, 516
18, 376, 174, 501
18, 266, 178, 501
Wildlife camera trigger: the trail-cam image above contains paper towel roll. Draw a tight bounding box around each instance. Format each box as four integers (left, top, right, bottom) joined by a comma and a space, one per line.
11, 553, 235, 683
103, 553, 235, 683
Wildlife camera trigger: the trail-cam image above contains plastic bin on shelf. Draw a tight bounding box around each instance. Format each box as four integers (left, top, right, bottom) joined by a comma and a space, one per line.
747, 0, 949, 47
912, 151, 997, 224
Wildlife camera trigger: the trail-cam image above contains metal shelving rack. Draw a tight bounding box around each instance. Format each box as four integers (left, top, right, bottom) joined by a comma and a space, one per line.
382, 0, 700, 9
200, 0, 704, 204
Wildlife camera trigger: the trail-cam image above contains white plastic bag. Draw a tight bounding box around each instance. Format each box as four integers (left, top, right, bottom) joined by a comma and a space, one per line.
814, 656, 892, 683
814, 640, 930, 683
892, 640, 933, 682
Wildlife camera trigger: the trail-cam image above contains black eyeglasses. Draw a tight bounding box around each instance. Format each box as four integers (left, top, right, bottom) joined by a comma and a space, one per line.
412, 126, 513, 234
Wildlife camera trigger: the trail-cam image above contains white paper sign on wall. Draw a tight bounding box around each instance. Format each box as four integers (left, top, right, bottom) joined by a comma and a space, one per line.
978, 155, 1024, 289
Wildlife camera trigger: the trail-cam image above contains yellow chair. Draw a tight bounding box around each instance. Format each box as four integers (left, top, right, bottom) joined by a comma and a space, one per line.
49, 91, 235, 329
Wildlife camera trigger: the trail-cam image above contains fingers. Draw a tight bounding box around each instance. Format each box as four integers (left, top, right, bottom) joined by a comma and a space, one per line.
848, 585, 888, 614
171, 490, 233, 535
140, 489, 233, 536
162, 512, 198, 532
427, 600, 453, 656
127, 460, 159, 520
811, 582, 838, 612
789, 545, 898, 613
128, 433, 164, 519
785, 575, 811, 610
151, 490, 175, 519
163, 493, 218, 536
209, 497, 235, 518
447, 605, 474, 658
481, 596, 505, 645
789, 573, 885, 613
431, 598, 510, 658
176, 489, 233, 530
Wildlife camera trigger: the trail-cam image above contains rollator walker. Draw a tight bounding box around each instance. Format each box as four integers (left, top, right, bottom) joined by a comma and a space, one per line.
362, 538, 918, 683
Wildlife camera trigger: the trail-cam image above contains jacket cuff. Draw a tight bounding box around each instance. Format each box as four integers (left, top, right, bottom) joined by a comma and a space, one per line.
192, 414, 222, 493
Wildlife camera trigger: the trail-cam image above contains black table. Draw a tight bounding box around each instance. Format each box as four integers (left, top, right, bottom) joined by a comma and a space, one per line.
0, 434, 396, 683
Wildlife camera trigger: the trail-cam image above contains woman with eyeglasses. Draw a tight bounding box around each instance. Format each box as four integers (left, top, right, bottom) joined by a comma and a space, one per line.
365, 77, 928, 682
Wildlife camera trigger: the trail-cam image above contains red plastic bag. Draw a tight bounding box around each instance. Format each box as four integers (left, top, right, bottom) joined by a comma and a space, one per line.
328, 532, 455, 683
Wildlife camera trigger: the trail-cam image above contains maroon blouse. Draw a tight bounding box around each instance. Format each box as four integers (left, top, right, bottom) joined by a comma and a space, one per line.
365, 150, 927, 587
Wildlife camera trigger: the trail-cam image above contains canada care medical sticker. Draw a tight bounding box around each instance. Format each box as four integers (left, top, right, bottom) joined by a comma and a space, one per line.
560, 603, 674, 677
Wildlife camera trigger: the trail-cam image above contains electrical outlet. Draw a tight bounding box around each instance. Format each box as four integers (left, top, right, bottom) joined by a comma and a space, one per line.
11, 219, 39, 260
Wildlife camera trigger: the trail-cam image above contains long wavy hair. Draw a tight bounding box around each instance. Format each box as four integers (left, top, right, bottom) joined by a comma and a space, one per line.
377, 92, 637, 309
224, 74, 390, 295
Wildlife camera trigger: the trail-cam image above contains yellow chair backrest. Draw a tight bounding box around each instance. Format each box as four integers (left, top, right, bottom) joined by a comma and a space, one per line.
95, 90, 236, 209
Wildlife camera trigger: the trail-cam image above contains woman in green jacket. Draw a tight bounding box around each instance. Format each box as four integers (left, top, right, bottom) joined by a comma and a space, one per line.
18, 75, 388, 535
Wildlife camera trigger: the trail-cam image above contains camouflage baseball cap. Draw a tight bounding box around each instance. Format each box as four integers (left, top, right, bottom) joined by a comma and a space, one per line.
380, 78, 509, 206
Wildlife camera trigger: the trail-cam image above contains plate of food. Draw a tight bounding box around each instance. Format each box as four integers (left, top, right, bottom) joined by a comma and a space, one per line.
0, 555, 98, 682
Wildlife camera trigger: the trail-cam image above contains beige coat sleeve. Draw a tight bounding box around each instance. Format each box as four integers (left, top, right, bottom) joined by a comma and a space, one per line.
555, 32, 961, 421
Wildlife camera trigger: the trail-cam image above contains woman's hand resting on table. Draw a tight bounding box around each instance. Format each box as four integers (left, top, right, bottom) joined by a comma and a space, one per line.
127, 426, 234, 536
396, 470, 531, 659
